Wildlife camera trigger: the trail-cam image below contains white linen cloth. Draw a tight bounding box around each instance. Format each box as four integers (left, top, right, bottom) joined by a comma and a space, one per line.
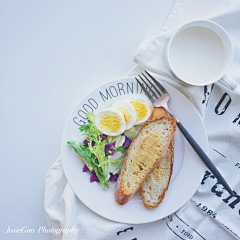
45, 0, 240, 239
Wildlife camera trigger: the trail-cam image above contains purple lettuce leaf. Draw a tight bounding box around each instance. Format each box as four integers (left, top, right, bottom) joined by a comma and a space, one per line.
109, 173, 119, 182
99, 134, 107, 141
90, 171, 100, 182
122, 135, 132, 147
83, 134, 107, 148
83, 138, 95, 148
82, 164, 89, 172
105, 142, 116, 156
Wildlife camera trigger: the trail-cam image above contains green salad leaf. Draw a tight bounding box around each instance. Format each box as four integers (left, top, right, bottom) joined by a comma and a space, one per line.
67, 141, 92, 163
67, 141, 93, 171
124, 125, 141, 139
115, 146, 128, 153
79, 124, 90, 132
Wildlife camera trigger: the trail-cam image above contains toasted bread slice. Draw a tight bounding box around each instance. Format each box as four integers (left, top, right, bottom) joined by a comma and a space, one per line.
115, 116, 176, 205
150, 107, 170, 120
142, 107, 174, 209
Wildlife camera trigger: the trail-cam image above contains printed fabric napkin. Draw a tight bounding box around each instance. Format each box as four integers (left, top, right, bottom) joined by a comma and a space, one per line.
44, 0, 240, 239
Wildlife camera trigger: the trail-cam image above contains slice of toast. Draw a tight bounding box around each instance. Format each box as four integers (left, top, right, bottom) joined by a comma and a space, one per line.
115, 115, 176, 205
142, 107, 174, 209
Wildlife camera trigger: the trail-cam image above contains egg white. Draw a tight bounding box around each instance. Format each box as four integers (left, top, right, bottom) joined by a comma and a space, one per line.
126, 96, 151, 125
95, 108, 126, 136
141, 96, 153, 113
111, 100, 137, 130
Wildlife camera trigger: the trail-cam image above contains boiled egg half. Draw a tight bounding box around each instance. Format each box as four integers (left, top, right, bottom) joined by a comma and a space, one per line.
126, 96, 152, 125
95, 109, 126, 136
111, 100, 137, 130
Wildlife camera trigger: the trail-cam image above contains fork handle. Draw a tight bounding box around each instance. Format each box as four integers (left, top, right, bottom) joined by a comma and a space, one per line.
176, 121, 234, 196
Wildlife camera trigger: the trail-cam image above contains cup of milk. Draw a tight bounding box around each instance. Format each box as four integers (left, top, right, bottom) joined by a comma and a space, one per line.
165, 20, 238, 90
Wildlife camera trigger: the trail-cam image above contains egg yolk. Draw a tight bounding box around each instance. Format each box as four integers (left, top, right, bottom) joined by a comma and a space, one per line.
130, 101, 148, 121
99, 114, 121, 133
117, 107, 131, 124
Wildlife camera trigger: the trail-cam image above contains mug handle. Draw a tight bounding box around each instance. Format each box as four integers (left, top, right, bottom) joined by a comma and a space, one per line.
219, 75, 238, 91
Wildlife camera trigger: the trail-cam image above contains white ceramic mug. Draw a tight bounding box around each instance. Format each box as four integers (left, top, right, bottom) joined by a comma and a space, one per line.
165, 20, 238, 90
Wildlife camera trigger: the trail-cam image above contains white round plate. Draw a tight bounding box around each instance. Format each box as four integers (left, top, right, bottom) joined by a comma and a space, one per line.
61, 76, 207, 224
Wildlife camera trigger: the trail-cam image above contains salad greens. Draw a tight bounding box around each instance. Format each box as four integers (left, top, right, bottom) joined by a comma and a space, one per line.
68, 112, 133, 190
124, 125, 141, 139
67, 140, 109, 189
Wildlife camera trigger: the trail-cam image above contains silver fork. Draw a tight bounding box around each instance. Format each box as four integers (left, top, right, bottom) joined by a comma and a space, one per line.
136, 70, 234, 196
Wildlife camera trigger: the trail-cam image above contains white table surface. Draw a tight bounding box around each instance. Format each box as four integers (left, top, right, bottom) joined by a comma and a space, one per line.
0, 1, 176, 239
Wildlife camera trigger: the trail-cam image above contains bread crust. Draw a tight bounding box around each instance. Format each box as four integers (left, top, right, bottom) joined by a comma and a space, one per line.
150, 107, 169, 120
115, 115, 176, 205
142, 107, 174, 209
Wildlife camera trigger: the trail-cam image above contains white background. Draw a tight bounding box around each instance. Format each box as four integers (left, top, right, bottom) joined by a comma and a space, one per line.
0, 1, 176, 239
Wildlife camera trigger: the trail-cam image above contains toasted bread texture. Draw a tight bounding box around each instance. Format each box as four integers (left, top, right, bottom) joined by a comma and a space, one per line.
142, 107, 174, 209
150, 107, 170, 120
115, 115, 176, 205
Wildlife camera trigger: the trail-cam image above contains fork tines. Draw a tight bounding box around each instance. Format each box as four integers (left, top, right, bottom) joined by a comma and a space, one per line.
135, 71, 167, 102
